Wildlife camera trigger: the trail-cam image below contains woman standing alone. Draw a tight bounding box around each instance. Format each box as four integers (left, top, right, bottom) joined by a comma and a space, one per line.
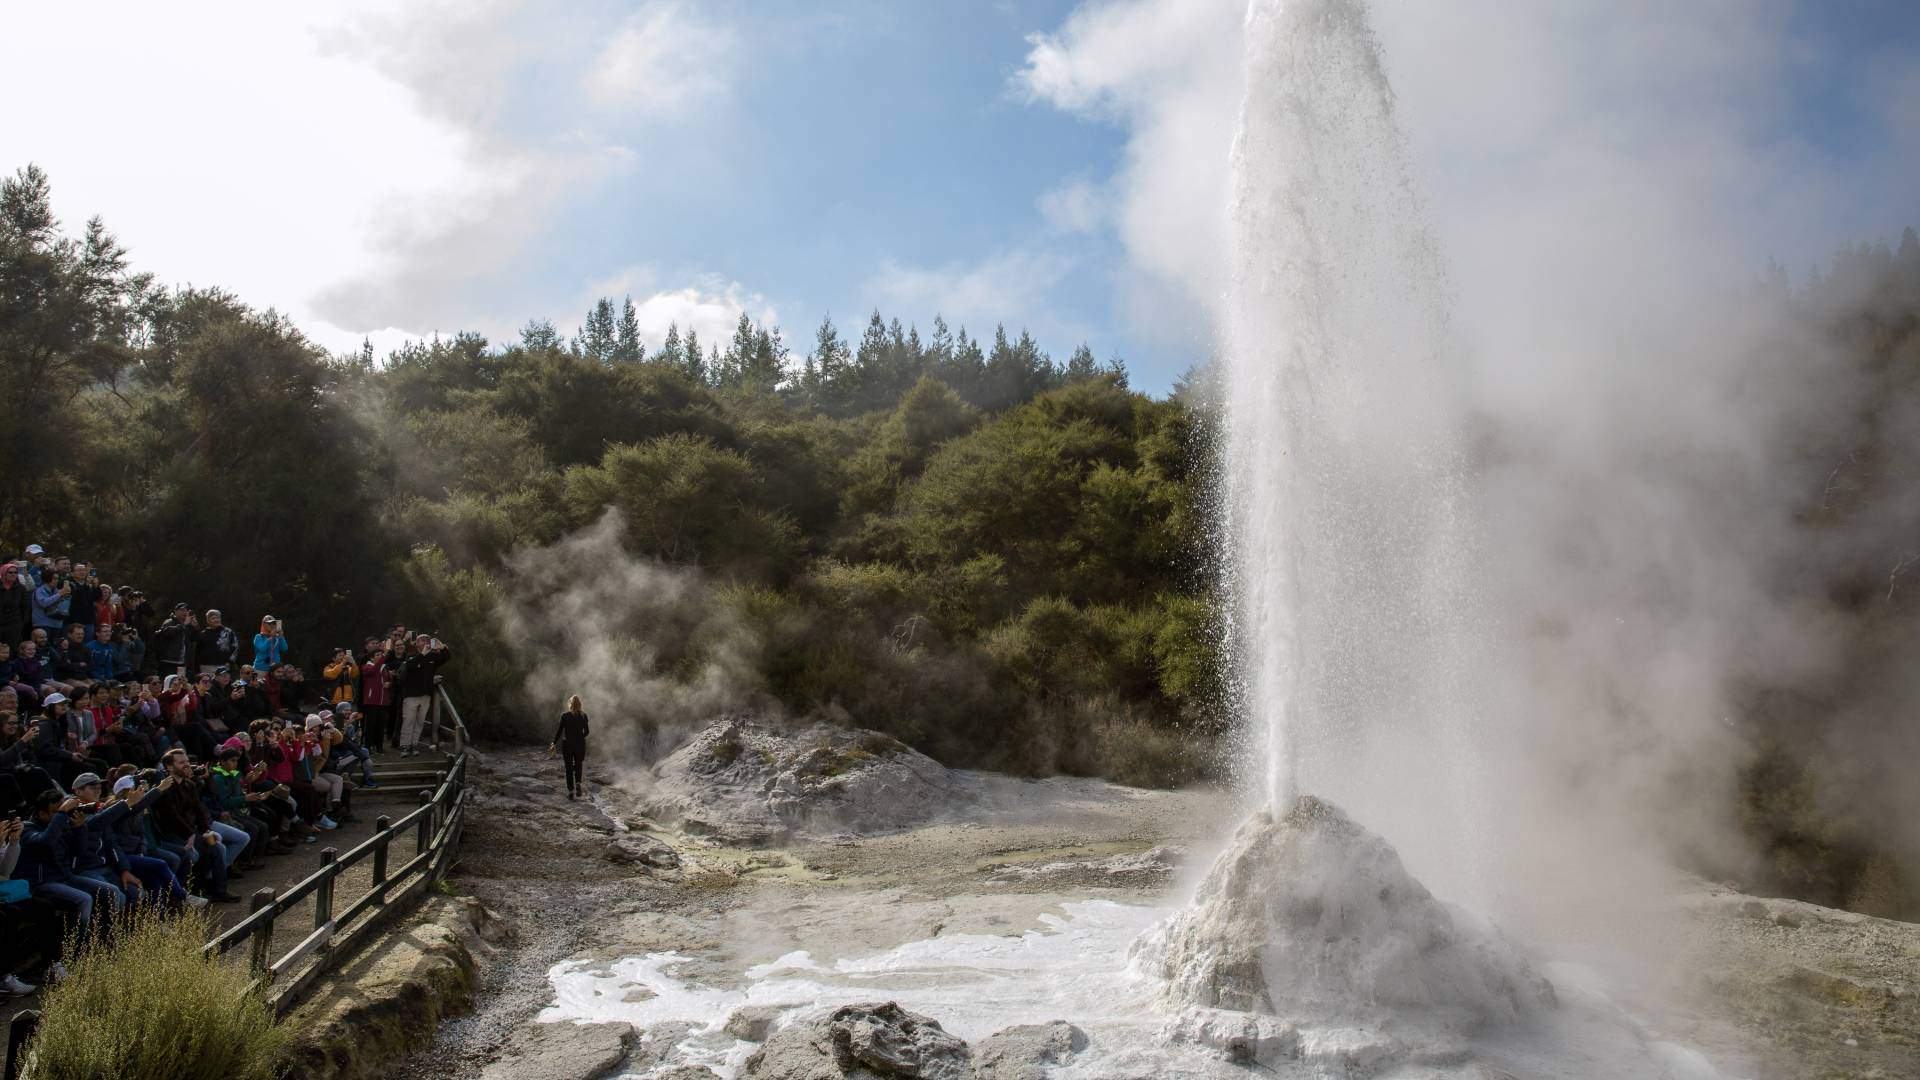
550, 696, 589, 800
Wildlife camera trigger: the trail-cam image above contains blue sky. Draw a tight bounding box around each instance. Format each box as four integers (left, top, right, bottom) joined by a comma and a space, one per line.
4, 0, 1917, 395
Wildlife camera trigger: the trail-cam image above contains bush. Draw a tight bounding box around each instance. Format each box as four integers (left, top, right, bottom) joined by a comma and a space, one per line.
1090, 711, 1220, 789
397, 545, 517, 733
22, 908, 285, 1080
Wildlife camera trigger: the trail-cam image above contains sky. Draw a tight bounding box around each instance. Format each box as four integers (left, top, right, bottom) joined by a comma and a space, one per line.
4, 0, 1918, 394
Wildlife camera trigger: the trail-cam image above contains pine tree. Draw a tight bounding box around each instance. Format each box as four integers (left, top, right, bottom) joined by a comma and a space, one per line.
808, 315, 851, 414
798, 350, 821, 409
683, 328, 705, 383
855, 310, 891, 413
658, 322, 684, 370
979, 326, 1056, 411
718, 311, 757, 388
926, 315, 954, 372
744, 322, 786, 391
615, 296, 643, 363
1014, 328, 1057, 397
576, 297, 618, 362
521, 319, 563, 352
948, 326, 986, 406
1065, 342, 1100, 381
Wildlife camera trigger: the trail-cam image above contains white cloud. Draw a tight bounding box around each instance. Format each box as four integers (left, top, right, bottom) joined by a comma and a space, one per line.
584, 2, 739, 116
1037, 178, 1108, 234
865, 249, 1076, 330
0, 2, 476, 353
575, 268, 777, 352
0, 0, 733, 356
1015, 0, 1243, 343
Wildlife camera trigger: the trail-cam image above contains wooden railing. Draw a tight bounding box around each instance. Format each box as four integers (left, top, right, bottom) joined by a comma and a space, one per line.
201, 683, 472, 1016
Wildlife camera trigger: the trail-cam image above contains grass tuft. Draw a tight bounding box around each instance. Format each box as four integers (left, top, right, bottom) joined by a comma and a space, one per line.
21, 907, 285, 1080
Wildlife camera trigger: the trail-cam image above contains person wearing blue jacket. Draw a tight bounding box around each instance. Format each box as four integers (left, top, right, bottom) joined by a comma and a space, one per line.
57, 774, 137, 909
252, 615, 290, 670
1, 815, 67, 993
85, 624, 118, 682
31, 572, 72, 633
19, 790, 123, 933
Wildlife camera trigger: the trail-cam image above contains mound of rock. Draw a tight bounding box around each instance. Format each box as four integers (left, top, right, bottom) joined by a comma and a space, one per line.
479, 1020, 635, 1080
1133, 796, 1553, 1064
972, 1022, 1088, 1079
648, 717, 972, 845
744, 1002, 972, 1080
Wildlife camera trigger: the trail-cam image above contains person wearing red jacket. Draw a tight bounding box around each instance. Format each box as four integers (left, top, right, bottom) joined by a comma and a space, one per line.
357, 637, 394, 752
158, 674, 217, 762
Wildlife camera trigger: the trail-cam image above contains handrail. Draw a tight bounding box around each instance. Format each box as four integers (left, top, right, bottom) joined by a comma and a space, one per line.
197, 690, 475, 1018
431, 683, 468, 755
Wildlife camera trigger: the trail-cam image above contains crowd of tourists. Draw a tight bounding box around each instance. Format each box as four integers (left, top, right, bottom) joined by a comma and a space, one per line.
0, 545, 454, 998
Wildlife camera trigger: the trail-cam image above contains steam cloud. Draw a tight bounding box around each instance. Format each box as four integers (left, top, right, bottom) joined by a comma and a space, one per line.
494, 509, 772, 761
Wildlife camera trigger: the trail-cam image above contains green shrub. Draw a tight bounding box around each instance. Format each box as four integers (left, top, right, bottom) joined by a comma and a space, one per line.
22, 908, 285, 1080
397, 545, 518, 734
1090, 711, 1220, 789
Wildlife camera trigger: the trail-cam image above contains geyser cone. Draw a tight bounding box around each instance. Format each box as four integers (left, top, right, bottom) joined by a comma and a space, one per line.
1135, 797, 1553, 1032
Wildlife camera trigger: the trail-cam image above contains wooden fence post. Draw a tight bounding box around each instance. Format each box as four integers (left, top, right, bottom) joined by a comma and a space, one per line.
314, 847, 338, 931
5, 1009, 38, 1080
371, 815, 392, 886
417, 789, 433, 855
248, 888, 277, 979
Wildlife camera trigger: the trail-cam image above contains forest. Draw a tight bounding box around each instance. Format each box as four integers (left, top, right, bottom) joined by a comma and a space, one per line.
3, 164, 1917, 911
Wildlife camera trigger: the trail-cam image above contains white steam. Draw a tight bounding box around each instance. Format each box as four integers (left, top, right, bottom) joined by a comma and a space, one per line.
495, 509, 771, 760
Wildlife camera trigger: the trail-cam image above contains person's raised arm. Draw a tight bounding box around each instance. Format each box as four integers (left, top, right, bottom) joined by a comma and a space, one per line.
0, 821, 22, 878
46, 803, 75, 841
134, 781, 167, 812
89, 798, 131, 834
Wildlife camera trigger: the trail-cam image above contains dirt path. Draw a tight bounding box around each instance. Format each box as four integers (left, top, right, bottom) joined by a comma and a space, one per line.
390, 745, 710, 1078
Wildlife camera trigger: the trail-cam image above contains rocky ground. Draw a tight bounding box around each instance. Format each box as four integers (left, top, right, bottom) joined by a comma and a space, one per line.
397, 728, 1920, 1080
1653, 889, 1920, 1079
391, 731, 1231, 1078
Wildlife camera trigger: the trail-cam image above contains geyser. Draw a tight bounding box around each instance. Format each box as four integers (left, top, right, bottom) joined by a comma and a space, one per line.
1170, 0, 1538, 1058
1220, 0, 1477, 837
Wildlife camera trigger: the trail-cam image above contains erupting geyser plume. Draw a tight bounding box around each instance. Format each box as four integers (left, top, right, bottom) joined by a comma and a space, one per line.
1220, 0, 1473, 823
1151, 0, 1549, 1063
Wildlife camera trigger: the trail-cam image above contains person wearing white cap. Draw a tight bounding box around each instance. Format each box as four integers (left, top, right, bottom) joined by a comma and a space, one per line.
21, 545, 46, 587
30, 692, 89, 789
82, 772, 205, 910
